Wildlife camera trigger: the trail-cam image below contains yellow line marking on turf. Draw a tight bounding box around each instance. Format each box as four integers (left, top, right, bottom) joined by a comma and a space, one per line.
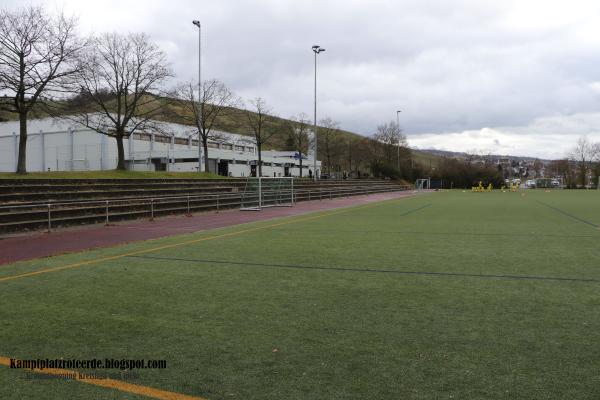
0, 195, 419, 399
0, 196, 406, 283
0, 356, 204, 400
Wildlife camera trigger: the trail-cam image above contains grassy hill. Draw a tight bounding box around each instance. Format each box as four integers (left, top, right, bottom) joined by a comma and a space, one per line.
1, 95, 442, 170
412, 150, 443, 169
1, 96, 363, 150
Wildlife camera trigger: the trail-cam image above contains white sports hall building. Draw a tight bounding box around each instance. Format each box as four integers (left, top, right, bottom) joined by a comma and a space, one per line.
0, 117, 321, 177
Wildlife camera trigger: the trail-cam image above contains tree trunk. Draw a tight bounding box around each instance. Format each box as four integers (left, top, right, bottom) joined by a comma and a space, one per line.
203, 138, 210, 173
580, 162, 587, 187
348, 144, 353, 177
16, 111, 28, 174
299, 156, 303, 177
116, 134, 126, 170
257, 144, 262, 177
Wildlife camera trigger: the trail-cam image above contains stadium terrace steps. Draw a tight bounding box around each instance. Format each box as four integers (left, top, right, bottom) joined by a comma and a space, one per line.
0, 186, 240, 203
0, 179, 409, 234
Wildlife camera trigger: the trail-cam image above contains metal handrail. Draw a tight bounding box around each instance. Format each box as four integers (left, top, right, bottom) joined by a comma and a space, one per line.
0, 184, 410, 211
0, 191, 244, 211
0, 184, 411, 233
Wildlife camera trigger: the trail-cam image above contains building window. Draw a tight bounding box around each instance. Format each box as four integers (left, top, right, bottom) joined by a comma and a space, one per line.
247, 147, 255, 154
155, 135, 171, 143
235, 145, 244, 151
222, 143, 233, 150
174, 138, 188, 145
133, 132, 152, 141
207, 142, 219, 149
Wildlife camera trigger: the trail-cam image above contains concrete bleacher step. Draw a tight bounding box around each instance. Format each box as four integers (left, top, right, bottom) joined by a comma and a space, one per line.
0, 179, 409, 234
0, 182, 245, 194
0, 180, 396, 204
0, 186, 242, 203
0, 197, 248, 233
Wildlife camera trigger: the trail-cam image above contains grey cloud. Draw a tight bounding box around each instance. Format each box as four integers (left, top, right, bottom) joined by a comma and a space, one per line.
10, 0, 600, 156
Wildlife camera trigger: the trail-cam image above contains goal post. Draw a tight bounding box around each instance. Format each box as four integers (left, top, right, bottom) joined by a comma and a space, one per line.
240, 177, 294, 211
415, 178, 430, 191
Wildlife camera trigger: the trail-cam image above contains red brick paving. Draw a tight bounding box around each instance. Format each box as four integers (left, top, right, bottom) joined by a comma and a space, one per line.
0, 191, 418, 265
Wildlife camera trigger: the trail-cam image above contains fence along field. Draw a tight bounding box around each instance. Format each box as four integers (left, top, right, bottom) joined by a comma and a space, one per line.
1, 189, 599, 399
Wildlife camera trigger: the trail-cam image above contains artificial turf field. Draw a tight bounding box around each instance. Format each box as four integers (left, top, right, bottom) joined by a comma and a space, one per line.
1, 189, 599, 399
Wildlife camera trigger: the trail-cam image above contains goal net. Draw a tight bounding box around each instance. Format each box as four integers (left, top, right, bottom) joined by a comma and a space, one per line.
240, 177, 294, 211
415, 178, 430, 191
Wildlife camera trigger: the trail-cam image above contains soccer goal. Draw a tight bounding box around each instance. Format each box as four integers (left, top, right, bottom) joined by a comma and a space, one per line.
240, 177, 294, 211
415, 178, 430, 191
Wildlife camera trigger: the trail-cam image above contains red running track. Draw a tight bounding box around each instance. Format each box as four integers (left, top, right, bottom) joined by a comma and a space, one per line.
0, 191, 418, 265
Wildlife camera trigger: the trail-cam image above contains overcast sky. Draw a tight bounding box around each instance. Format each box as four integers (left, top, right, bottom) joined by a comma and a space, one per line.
8, 0, 600, 158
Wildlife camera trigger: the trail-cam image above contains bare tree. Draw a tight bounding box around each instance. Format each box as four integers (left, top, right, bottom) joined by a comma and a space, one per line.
170, 79, 239, 172
365, 135, 386, 166
373, 121, 408, 165
67, 32, 172, 170
318, 117, 343, 174
0, 6, 83, 173
348, 136, 369, 178
244, 97, 277, 177
569, 136, 600, 187
283, 113, 312, 177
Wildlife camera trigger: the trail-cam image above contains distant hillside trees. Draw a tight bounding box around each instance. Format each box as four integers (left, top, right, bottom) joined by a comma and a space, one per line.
363, 121, 414, 180
429, 158, 504, 188
317, 118, 344, 175
0, 6, 84, 173
346, 136, 373, 178
373, 121, 408, 166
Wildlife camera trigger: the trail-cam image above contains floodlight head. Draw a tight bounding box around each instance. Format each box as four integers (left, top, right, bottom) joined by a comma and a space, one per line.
192, 20, 201, 27
312, 45, 320, 50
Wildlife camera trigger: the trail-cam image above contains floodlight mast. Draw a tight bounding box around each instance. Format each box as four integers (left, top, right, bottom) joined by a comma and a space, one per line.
396, 110, 401, 169
312, 45, 325, 181
192, 20, 202, 172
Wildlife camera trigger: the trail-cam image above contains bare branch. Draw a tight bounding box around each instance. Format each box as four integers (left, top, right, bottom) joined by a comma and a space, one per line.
169, 79, 240, 171
63, 32, 173, 169
243, 97, 278, 176
0, 5, 85, 173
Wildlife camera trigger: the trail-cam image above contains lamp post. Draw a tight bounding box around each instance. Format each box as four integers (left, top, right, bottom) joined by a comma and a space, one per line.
396, 110, 401, 169
312, 45, 325, 181
192, 20, 202, 172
